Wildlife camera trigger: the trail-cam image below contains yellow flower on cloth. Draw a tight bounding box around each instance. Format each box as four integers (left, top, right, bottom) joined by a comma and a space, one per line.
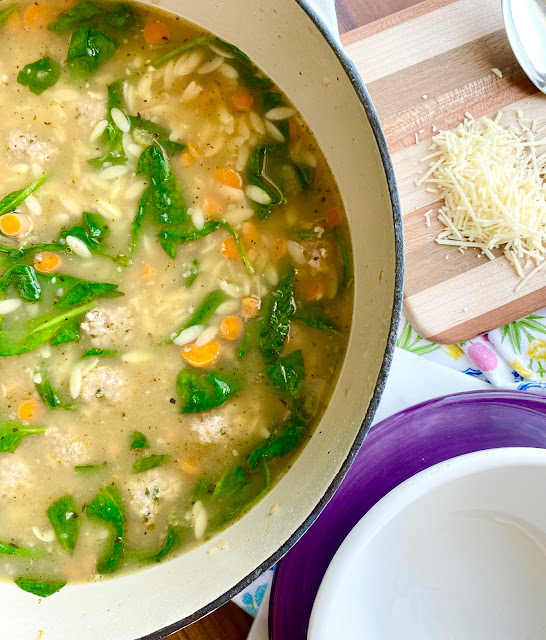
527, 339, 546, 361
508, 356, 534, 380
442, 345, 464, 361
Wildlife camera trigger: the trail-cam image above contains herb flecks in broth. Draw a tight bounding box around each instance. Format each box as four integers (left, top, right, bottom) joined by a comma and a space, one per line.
0, 0, 352, 593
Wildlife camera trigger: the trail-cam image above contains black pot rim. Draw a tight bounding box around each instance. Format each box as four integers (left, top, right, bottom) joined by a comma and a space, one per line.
141, 2, 404, 638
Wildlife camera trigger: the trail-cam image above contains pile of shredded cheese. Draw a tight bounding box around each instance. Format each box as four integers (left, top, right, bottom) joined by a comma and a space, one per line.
419, 112, 546, 289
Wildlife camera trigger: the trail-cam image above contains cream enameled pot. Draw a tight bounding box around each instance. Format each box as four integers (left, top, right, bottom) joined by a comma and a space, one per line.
6, 1, 403, 637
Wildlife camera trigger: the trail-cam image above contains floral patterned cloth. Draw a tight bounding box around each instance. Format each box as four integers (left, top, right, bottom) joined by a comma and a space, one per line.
234, 308, 546, 618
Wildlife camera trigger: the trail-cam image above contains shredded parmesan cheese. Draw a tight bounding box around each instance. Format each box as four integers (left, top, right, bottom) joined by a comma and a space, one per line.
419, 113, 546, 281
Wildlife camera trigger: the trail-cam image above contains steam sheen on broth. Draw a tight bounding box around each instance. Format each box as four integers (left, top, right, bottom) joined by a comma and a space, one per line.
0, 0, 352, 596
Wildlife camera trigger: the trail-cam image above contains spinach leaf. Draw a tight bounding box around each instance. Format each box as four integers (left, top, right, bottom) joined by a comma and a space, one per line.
266, 349, 305, 404
15, 577, 66, 598
259, 265, 295, 363
0, 242, 67, 260
85, 485, 125, 574
246, 143, 285, 219
81, 348, 119, 359
17, 57, 61, 95
0, 175, 47, 216
176, 370, 240, 414
184, 259, 199, 288
128, 189, 147, 256
46, 495, 81, 555
48, 1, 100, 33
213, 465, 247, 498
130, 524, 183, 563
88, 80, 126, 170
0, 541, 45, 558
261, 91, 282, 113
130, 116, 185, 155
0, 3, 19, 31
0, 265, 41, 302
167, 289, 226, 343
74, 463, 107, 472
191, 477, 212, 501
35, 372, 74, 409
214, 38, 272, 90
247, 415, 305, 468
0, 300, 95, 356
292, 163, 313, 190
292, 307, 342, 336
61, 211, 125, 263
158, 220, 254, 274
57, 281, 122, 308
51, 315, 81, 346
152, 35, 214, 68
335, 229, 353, 288
0, 423, 45, 453
103, 3, 136, 31
132, 454, 170, 474
129, 431, 149, 450
293, 230, 320, 238
136, 144, 188, 225
237, 320, 260, 359
67, 24, 119, 79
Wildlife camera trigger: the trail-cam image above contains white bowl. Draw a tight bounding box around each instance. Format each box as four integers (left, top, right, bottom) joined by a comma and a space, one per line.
309, 447, 546, 640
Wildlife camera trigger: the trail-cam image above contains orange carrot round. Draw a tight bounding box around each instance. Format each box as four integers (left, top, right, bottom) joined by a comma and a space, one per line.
140, 264, 155, 281
241, 221, 259, 246
203, 197, 224, 217
220, 236, 240, 260
143, 20, 170, 44
220, 316, 244, 341
182, 340, 221, 368
304, 278, 326, 301
24, 2, 51, 29
0, 213, 32, 238
179, 457, 200, 475
5, 10, 20, 32
34, 251, 60, 273
274, 237, 287, 259
214, 167, 243, 189
18, 400, 42, 423
326, 208, 341, 228
232, 89, 254, 111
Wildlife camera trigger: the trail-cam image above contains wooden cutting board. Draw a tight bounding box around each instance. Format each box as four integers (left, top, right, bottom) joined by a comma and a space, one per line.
341, 0, 546, 344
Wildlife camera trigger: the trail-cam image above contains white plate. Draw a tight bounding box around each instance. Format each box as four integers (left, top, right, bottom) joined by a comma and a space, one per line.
309, 447, 546, 640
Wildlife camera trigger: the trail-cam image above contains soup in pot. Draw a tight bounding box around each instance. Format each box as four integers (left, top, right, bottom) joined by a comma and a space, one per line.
0, 0, 352, 596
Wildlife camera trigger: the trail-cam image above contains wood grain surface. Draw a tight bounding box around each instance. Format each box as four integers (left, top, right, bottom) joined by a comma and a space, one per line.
344, 0, 546, 343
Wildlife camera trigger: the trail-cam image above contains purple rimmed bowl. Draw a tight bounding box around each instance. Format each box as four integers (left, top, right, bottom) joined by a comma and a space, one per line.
269, 390, 546, 640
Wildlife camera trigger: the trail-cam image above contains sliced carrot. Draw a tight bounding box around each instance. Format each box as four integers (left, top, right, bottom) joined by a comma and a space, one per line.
24, 2, 51, 28
214, 167, 243, 189
180, 151, 194, 168
0, 213, 32, 238
241, 221, 259, 246
241, 296, 261, 319
5, 10, 20, 32
18, 400, 42, 423
34, 251, 61, 273
220, 236, 240, 260
179, 457, 200, 475
304, 278, 326, 302
326, 208, 341, 228
187, 142, 201, 159
289, 118, 300, 142
274, 237, 287, 259
203, 196, 224, 217
143, 20, 170, 44
220, 315, 244, 341
182, 340, 221, 368
232, 89, 254, 111
140, 264, 155, 281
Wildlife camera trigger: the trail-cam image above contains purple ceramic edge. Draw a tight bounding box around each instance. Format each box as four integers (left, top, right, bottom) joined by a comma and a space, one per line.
269, 390, 546, 640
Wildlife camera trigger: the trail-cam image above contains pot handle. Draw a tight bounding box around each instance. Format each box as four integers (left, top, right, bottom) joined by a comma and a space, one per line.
303, 0, 340, 39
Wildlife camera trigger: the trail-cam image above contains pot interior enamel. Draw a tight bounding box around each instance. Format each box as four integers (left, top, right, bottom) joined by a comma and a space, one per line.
6, 1, 401, 637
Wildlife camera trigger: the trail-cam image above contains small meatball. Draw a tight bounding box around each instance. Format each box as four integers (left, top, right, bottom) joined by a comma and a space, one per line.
126, 469, 182, 525
45, 427, 88, 467
73, 96, 106, 127
81, 306, 133, 348
80, 366, 125, 405
7, 131, 58, 163
191, 413, 227, 444
0, 459, 29, 498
